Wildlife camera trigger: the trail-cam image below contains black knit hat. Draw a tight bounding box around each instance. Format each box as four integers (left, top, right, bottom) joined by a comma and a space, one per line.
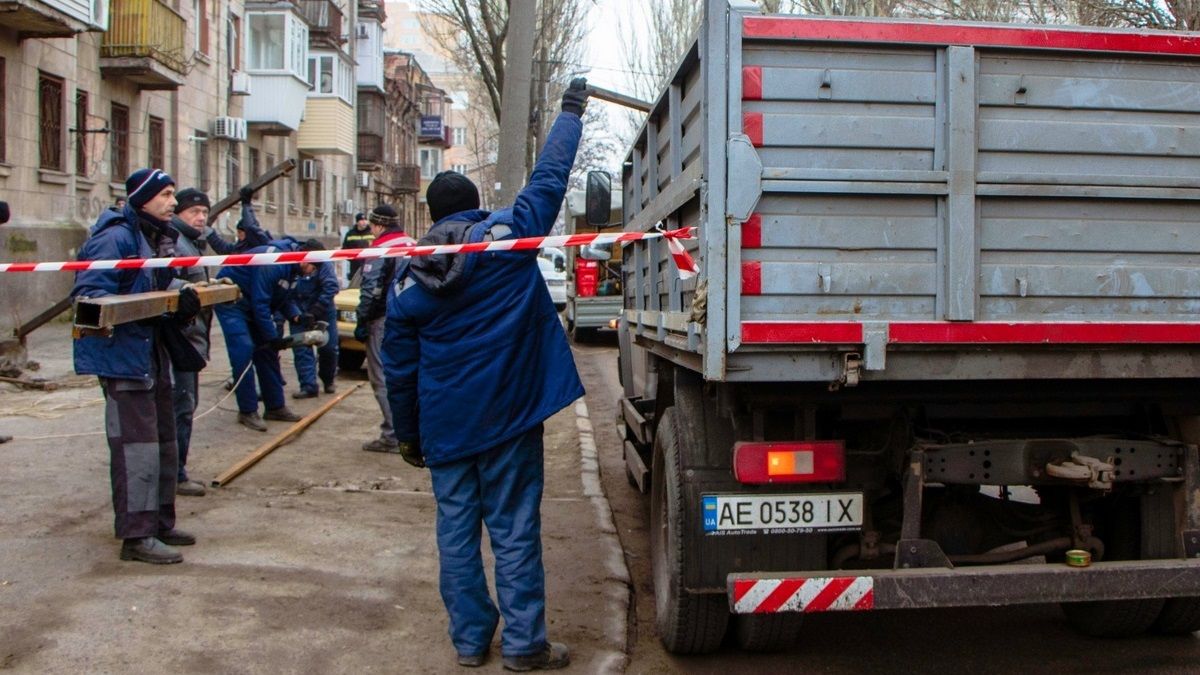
426, 171, 480, 223
125, 168, 175, 209
174, 188, 211, 213
369, 204, 401, 228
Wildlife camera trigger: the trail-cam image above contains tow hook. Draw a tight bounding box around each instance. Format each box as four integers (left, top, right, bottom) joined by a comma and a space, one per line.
830, 353, 862, 391
1046, 452, 1116, 490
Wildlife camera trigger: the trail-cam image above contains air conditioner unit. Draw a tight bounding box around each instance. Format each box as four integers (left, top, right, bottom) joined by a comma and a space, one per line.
355, 171, 370, 188
230, 71, 252, 96
356, 23, 370, 39
211, 117, 247, 142
338, 199, 356, 215
300, 158, 322, 182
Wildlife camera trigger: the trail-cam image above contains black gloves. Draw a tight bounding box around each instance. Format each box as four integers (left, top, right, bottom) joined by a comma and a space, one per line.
239, 186, 255, 203
396, 440, 426, 469
354, 321, 370, 343
174, 286, 201, 323
561, 77, 589, 116
297, 313, 315, 330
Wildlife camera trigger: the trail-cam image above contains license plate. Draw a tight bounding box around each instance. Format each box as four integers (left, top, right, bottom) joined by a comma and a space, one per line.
702, 493, 863, 534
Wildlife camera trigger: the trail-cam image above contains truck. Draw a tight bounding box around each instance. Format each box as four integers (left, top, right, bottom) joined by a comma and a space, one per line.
608, 0, 1200, 655
563, 177, 625, 341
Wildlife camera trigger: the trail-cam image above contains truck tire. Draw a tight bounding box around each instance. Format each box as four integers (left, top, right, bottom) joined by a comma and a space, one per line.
1142, 486, 1200, 635
651, 406, 729, 654
733, 613, 803, 652
1061, 494, 1164, 638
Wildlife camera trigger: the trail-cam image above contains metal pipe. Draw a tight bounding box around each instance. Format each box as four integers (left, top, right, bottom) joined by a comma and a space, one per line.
587, 84, 652, 113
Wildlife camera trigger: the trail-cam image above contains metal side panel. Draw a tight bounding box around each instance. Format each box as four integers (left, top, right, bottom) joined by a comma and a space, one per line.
701, 0, 732, 381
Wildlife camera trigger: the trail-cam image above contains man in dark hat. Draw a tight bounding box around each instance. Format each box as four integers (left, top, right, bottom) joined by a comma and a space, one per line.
380, 78, 590, 670
342, 211, 374, 283
168, 187, 215, 496
72, 168, 201, 564
355, 204, 414, 453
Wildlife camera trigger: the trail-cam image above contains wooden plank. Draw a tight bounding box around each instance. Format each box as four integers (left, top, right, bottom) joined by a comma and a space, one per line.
211, 382, 365, 488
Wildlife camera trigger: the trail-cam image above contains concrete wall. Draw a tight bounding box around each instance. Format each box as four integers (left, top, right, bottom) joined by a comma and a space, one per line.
0, 224, 87, 334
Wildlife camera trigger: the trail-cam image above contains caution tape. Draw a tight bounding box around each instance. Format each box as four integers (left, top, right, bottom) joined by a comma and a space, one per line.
0, 226, 699, 280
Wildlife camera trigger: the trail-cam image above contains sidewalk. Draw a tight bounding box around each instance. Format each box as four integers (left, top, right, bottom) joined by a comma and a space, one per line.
0, 323, 627, 673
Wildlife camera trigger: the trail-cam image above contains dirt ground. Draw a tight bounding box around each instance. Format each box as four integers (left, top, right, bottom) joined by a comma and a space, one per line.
0, 323, 627, 674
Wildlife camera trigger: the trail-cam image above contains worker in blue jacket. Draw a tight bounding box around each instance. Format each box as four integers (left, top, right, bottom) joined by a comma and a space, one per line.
205, 192, 272, 255
380, 79, 589, 671
72, 168, 201, 565
214, 238, 316, 431
289, 260, 340, 398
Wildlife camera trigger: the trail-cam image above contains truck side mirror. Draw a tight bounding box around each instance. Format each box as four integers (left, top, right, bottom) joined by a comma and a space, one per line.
585, 170, 611, 227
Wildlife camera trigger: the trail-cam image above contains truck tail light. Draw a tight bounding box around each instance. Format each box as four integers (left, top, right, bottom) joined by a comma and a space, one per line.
733, 441, 846, 484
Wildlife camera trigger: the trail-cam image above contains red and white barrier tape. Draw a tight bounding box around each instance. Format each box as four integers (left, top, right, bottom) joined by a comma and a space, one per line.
0, 226, 699, 279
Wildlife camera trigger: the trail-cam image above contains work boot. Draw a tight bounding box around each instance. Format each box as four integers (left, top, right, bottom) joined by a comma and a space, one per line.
120, 537, 182, 564
323, 383, 337, 394
502, 643, 570, 672
238, 412, 268, 432
457, 652, 487, 668
177, 479, 207, 497
157, 528, 196, 546
292, 389, 319, 399
264, 406, 302, 422
362, 437, 400, 453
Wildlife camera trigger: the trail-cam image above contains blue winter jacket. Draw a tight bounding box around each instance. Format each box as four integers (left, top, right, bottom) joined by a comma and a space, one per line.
216, 241, 301, 343
72, 205, 175, 382
206, 203, 272, 254
292, 262, 339, 320
382, 112, 585, 466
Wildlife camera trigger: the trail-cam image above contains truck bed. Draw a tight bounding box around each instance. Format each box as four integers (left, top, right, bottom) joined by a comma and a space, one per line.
621, 11, 1200, 383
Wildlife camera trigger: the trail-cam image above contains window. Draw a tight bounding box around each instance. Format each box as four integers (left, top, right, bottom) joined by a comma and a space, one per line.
193, 0, 209, 55
110, 103, 130, 180
0, 58, 6, 163
194, 130, 209, 192
307, 53, 354, 102
419, 148, 441, 179
228, 14, 242, 73
249, 147, 260, 188
38, 73, 64, 171
226, 143, 240, 196
148, 116, 165, 170
451, 163, 468, 175
452, 127, 466, 146
248, 13, 284, 69
74, 90, 88, 176
265, 152, 277, 205
308, 54, 333, 93
315, 169, 324, 212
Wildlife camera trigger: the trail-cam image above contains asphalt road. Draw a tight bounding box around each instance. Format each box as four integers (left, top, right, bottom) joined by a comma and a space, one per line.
571, 338, 1200, 674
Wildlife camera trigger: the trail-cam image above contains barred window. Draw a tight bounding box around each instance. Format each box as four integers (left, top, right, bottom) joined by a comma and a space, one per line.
194, 130, 210, 192
39, 73, 64, 171
0, 58, 8, 163
265, 152, 277, 205
110, 103, 130, 180
74, 90, 88, 176
226, 143, 240, 196
148, 116, 165, 170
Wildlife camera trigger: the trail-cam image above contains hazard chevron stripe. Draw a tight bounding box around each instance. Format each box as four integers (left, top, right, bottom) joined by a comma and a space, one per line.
732, 576, 875, 614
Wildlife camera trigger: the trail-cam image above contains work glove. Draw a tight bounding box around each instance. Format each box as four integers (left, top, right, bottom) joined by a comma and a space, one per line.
396, 440, 426, 469
239, 185, 255, 203
354, 321, 370, 343
267, 336, 291, 351
561, 77, 589, 116
297, 313, 316, 330
174, 286, 201, 323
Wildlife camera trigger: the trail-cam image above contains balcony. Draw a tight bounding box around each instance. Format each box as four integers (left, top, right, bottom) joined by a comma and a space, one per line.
358, 133, 384, 169
381, 162, 421, 195
99, 0, 187, 90
0, 0, 101, 38
357, 0, 384, 22
297, 0, 343, 50
298, 97, 355, 155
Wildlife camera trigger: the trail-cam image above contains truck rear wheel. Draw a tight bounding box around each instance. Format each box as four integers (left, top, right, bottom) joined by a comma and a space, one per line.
1061, 493, 1165, 637
733, 613, 803, 652
1144, 485, 1200, 635
651, 406, 728, 654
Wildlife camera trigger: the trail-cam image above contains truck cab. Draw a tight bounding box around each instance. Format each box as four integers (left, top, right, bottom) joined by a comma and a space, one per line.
563, 176, 623, 341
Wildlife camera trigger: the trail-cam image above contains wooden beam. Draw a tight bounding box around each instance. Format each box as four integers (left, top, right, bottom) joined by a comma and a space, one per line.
13, 295, 73, 340
210, 382, 365, 488
206, 158, 297, 226
73, 283, 241, 332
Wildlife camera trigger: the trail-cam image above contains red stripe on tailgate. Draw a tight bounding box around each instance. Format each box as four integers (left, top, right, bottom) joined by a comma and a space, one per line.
855, 589, 875, 610
741, 322, 864, 344
741, 260, 762, 296
757, 578, 805, 614
742, 16, 1200, 56
732, 579, 757, 605
741, 213, 762, 249
889, 322, 1200, 344
743, 112, 763, 147
742, 66, 763, 100
805, 577, 856, 613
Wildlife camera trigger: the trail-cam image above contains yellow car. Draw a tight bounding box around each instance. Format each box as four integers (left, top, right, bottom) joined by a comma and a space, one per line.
335, 286, 365, 370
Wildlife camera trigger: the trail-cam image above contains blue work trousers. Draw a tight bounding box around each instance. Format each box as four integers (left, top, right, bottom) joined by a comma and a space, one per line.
215, 303, 286, 414
290, 314, 338, 393
428, 424, 548, 658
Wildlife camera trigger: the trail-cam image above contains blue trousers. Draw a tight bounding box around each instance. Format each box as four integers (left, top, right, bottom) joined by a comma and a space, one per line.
290, 313, 338, 393
215, 303, 285, 414
428, 425, 547, 658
